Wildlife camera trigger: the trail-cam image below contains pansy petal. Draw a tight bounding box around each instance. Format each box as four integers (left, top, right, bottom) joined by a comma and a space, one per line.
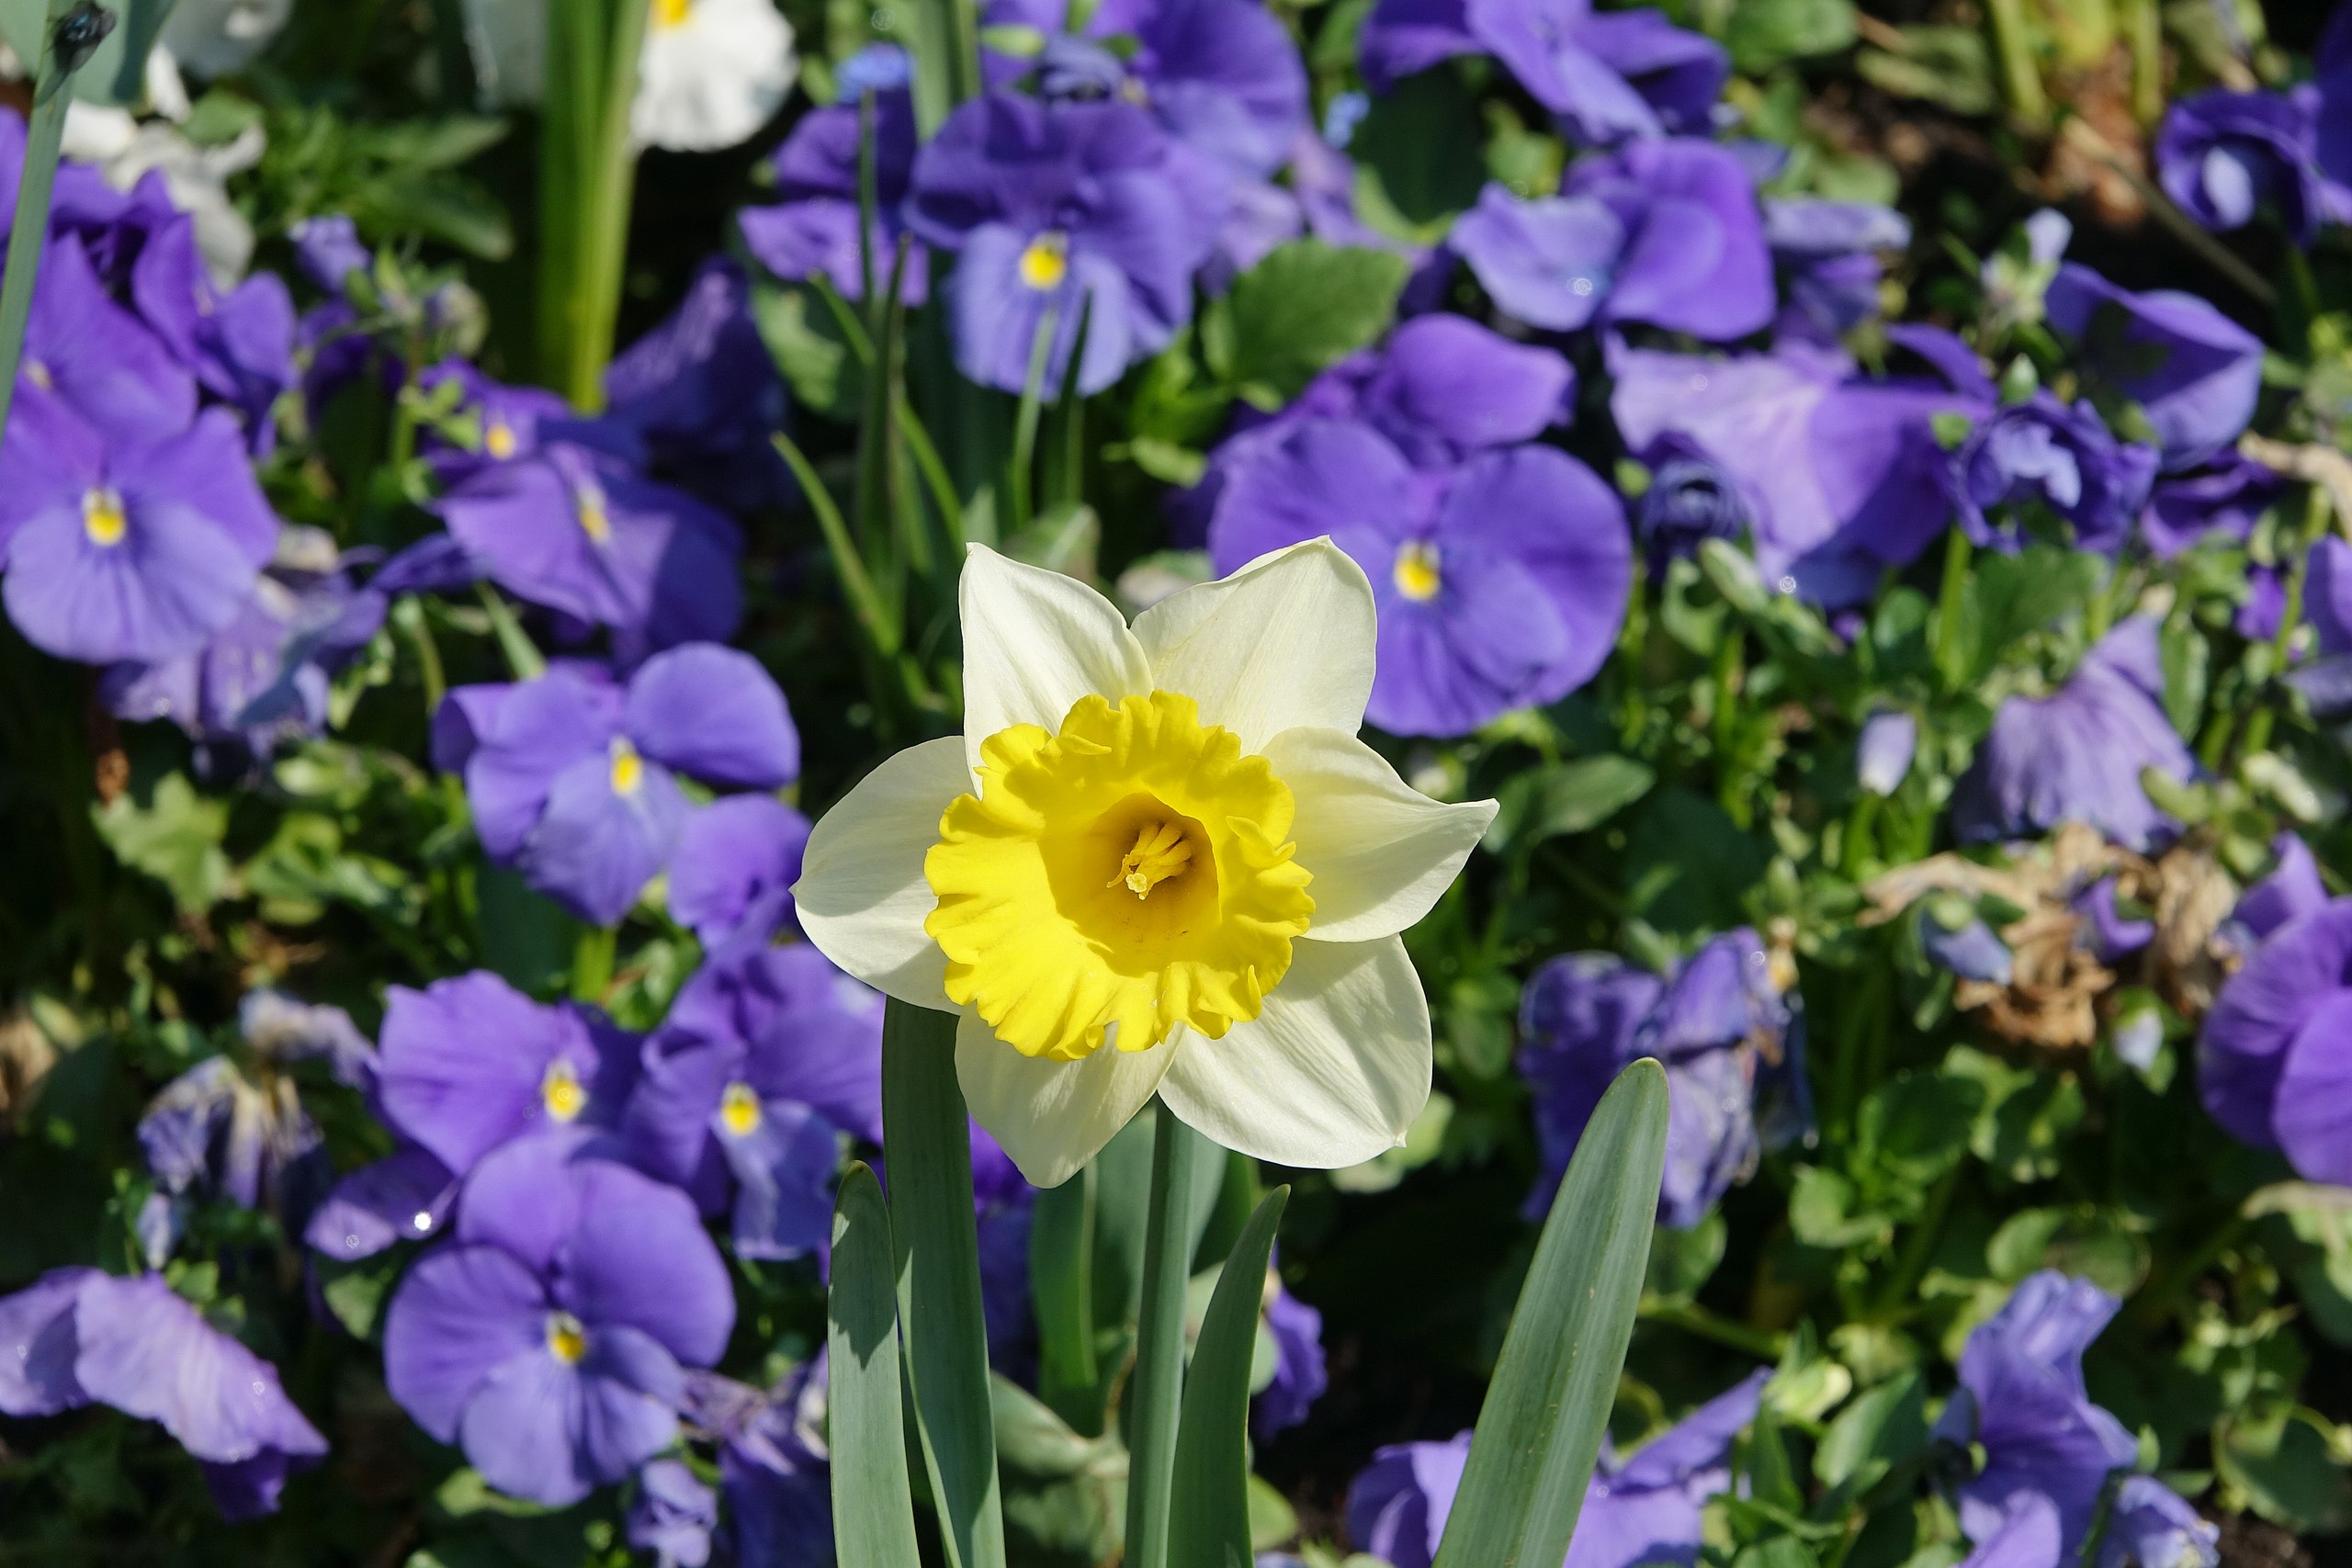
0, 1268, 96, 1416
795, 736, 969, 1010
1132, 536, 1378, 751
519, 753, 689, 927
381, 1242, 549, 1443
954, 1008, 1174, 1188
1156, 935, 1430, 1168
555, 1159, 737, 1365
624, 643, 799, 787
1261, 727, 1496, 942
959, 545, 1151, 769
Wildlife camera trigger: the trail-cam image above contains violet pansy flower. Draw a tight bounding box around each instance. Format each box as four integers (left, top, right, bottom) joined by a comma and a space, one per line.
1934, 1271, 2142, 1558
0, 1269, 328, 1519
629, 1458, 718, 1568
1207, 416, 1630, 736
1954, 618, 2194, 853
1254, 1274, 1327, 1438
2044, 263, 2263, 471
2155, 88, 2329, 244
20, 231, 196, 442
1947, 390, 2156, 555
374, 971, 641, 1180
1450, 181, 1623, 332
739, 84, 930, 306
1345, 1369, 1766, 1568
435, 441, 743, 654
0, 392, 278, 666
304, 1144, 458, 1259
2199, 898, 2352, 1187
437, 645, 798, 925
1518, 930, 1806, 1228
1562, 138, 1773, 341
905, 93, 1225, 396
2141, 451, 2280, 559
684, 1362, 834, 1561
1857, 709, 1917, 796
382, 1131, 735, 1506
130, 213, 299, 455
291, 214, 370, 293
668, 794, 813, 947
604, 259, 796, 513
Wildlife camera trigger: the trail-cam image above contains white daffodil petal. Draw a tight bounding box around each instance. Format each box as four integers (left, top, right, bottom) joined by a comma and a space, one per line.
1130, 538, 1376, 752
633, 0, 797, 152
960, 545, 1152, 772
956, 1011, 1178, 1188
792, 736, 967, 1011
1262, 727, 1498, 943
1157, 936, 1430, 1168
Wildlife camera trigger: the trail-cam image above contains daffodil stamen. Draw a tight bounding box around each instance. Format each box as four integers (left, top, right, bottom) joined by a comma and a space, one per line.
924, 691, 1314, 1062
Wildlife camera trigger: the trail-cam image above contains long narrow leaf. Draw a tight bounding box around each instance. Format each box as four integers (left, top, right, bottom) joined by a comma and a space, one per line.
0, 0, 100, 440
1125, 1103, 1204, 1568
1431, 1057, 1668, 1568
880, 999, 1007, 1568
1030, 1162, 1100, 1429
830, 1164, 923, 1568
1167, 1187, 1289, 1568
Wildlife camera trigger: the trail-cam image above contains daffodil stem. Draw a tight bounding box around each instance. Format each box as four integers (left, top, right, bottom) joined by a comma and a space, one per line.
1125, 1102, 1202, 1568
0, 0, 96, 446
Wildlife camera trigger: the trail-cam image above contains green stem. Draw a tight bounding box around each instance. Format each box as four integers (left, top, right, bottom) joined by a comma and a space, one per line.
571, 924, 616, 1001
1934, 526, 1973, 691
0, 1, 93, 441
2122, 0, 2161, 125
1125, 1103, 1202, 1568
1983, 0, 2047, 129
2245, 484, 2334, 758
539, 0, 647, 406
1873, 1167, 1962, 1318
2132, 1211, 2251, 1329
1638, 1297, 1789, 1360
1006, 309, 1059, 536
476, 585, 548, 679
774, 431, 903, 656
1711, 631, 1747, 828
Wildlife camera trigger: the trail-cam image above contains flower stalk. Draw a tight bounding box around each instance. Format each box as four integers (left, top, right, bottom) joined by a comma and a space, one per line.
1125, 1103, 1204, 1568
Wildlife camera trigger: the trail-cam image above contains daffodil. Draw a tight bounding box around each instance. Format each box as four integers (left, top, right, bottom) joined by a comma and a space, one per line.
796, 540, 1497, 1186
632, 0, 797, 153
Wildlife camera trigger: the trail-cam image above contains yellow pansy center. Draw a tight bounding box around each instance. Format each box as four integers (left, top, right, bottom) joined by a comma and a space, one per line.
924, 691, 1315, 1061
484, 417, 518, 460
546, 1312, 589, 1364
652, 0, 693, 28
609, 738, 644, 796
575, 484, 613, 546
82, 488, 128, 547
1392, 539, 1441, 602
1018, 231, 1070, 291
718, 1081, 763, 1137
541, 1059, 587, 1122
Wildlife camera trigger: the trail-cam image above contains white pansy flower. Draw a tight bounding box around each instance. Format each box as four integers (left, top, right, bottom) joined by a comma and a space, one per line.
796, 541, 1497, 1187
632, 0, 795, 152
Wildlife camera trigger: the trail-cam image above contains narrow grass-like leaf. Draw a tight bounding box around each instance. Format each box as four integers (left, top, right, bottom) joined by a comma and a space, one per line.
1124, 1104, 1204, 1568
1431, 1057, 1668, 1568
830, 1164, 922, 1568
1030, 1163, 1099, 1428
881, 999, 1007, 1568
1167, 1186, 1289, 1568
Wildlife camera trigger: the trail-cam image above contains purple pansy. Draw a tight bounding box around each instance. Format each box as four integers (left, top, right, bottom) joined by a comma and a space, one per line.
1253, 1273, 1327, 1438
668, 794, 813, 947
435, 441, 743, 654
1358, 0, 1724, 144
626, 950, 870, 1262
304, 1144, 459, 1259
1958, 1494, 2063, 1568
905, 93, 1226, 395
418, 361, 609, 486
629, 1458, 718, 1568
1561, 138, 1773, 340
2101, 1476, 2220, 1568
1764, 197, 1909, 344
663, 938, 888, 1147
1947, 391, 2157, 555
1450, 181, 1623, 332
2074, 876, 2154, 964
1518, 930, 1805, 1228
970, 1123, 1038, 1364
1922, 910, 2016, 985
1345, 1370, 1765, 1568
20, 231, 196, 442
2155, 88, 2330, 245
1858, 709, 1917, 795
2223, 832, 2329, 954
1933, 1271, 2142, 1559
291, 214, 370, 293
2199, 898, 2352, 1186
0, 391, 278, 665
382, 1131, 735, 1506
0, 1269, 328, 1518
605, 259, 795, 513
138, 1053, 327, 1215
996, 0, 1309, 180
1954, 618, 2194, 852
685, 1362, 835, 1562
436, 646, 797, 925
2141, 451, 2280, 558
130, 213, 298, 454
374, 971, 641, 1179
740, 84, 931, 305
1631, 432, 1749, 569
2044, 263, 2263, 471
1208, 415, 1630, 736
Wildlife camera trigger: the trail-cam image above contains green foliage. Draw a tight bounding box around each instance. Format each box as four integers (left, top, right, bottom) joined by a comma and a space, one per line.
1201, 241, 1411, 408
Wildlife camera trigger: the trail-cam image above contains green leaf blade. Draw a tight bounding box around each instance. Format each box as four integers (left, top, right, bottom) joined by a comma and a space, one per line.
1431, 1058, 1668, 1568
830, 1163, 923, 1568
1168, 1187, 1290, 1568
881, 999, 1008, 1568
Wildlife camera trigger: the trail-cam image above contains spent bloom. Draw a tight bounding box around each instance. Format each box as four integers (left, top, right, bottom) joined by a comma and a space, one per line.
435, 646, 798, 925
1345, 1369, 1767, 1568
0, 1269, 327, 1518
1206, 418, 1631, 737
382, 1132, 735, 1505
794, 541, 1496, 1184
